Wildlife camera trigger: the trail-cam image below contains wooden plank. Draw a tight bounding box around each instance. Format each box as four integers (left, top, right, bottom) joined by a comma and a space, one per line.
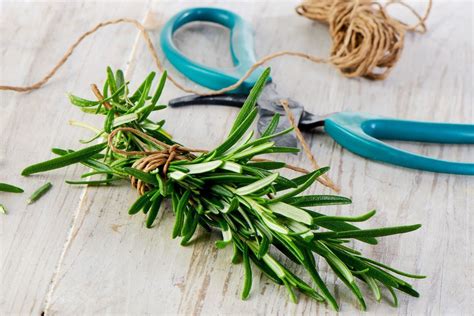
0, 2, 148, 314
2, 0, 472, 315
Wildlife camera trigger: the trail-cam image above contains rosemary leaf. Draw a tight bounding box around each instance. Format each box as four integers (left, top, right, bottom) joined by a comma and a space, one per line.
27, 182, 52, 204
0, 183, 24, 193
22, 142, 107, 176
241, 244, 253, 300
284, 194, 352, 207
235, 173, 279, 196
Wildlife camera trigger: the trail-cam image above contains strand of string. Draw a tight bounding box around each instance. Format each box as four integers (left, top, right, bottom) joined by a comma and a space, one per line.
280, 100, 338, 191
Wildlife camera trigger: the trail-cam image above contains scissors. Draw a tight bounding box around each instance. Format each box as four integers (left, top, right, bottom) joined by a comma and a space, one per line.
161, 7, 474, 175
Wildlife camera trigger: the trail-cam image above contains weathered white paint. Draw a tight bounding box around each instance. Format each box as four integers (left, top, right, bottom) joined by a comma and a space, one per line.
1, 1, 472, 315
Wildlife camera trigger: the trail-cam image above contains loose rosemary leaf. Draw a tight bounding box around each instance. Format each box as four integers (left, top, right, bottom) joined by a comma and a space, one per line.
27, 182, 53, 204
0, 183, 24, 193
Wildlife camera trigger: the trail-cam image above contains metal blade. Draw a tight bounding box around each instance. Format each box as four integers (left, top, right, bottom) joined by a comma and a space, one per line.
257, 83, 306, 148
168, 94, 248, 108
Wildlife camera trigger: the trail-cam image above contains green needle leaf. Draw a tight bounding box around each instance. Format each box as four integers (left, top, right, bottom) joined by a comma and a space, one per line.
180, 160, 223, 174
247, 161, 286, 170
0, 183, 24, 193
213, 108, 258, 156
313, 210, 376, 223
284, 195, 352, 207
261, 113, 280, 137
301, 249, 339, 310
235, 173, 279, 196
128, 192, 153, 215
123, 167, 158, 185
22, 142, 107, 176
241, 244, 253, 300
313, 224, 422, 239
267, 202, 313, 225
269, 167, 330, 204
65, 178, 120, 186
112, 113, 138, 127
146, 195, 163, 228
172, 190, 190, 238
151, 71, 167, 107
361, 274, 381, 301
230, 67, 270, 134
27, 182, 53, 204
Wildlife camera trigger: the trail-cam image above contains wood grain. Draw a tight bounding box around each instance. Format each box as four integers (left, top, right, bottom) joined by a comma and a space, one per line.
1, 1, 472, 315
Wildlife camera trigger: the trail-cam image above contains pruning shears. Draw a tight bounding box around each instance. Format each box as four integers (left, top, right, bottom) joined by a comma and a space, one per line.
161, 7, 474, 175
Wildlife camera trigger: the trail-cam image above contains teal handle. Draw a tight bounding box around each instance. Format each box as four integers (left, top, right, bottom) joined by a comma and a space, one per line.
325, 112, 474, 175
160, 7, 268, 94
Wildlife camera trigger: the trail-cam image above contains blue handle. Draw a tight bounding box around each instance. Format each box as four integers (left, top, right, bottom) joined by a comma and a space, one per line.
325, 112, 474, 175
160, 7, 268, 94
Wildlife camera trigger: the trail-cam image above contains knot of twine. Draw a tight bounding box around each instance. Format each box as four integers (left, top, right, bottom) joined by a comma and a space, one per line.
296, 0, 432, 79
108, 127, 206, 195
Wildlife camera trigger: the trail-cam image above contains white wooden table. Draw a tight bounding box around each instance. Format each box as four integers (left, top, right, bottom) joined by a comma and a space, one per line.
1, 1, 472, 315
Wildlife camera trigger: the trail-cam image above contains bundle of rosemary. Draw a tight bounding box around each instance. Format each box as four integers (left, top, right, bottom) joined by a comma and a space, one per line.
21, 67, 424, 310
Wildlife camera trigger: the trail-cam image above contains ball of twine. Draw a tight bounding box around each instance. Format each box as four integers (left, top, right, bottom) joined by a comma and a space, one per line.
296, 0, 432, 80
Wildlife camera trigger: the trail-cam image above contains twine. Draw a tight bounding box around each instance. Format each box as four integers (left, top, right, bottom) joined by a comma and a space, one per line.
280, 99, 339, 191
107, 127, 204, 194
296, 0, 432, 79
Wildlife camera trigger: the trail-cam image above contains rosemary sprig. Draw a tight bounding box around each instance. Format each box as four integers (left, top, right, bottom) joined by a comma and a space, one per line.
21, 67, 424, 310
